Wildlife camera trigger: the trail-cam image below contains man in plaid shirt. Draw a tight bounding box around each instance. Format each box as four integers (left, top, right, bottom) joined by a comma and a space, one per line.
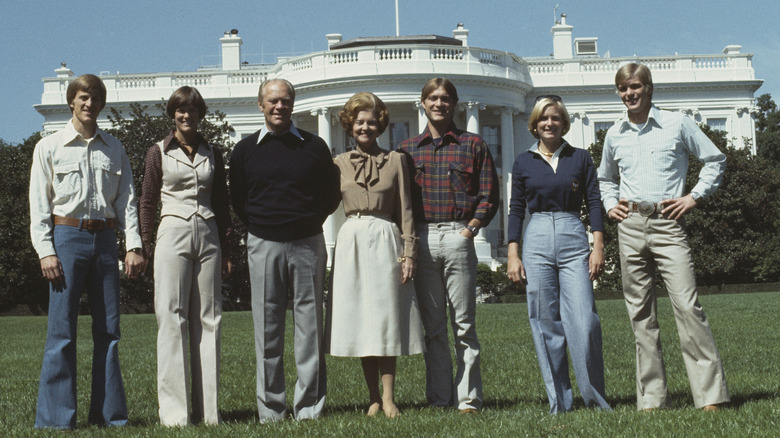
398, 78, 499, 413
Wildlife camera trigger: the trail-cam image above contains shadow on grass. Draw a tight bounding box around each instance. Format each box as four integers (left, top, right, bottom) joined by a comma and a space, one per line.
222, 409, 259, 423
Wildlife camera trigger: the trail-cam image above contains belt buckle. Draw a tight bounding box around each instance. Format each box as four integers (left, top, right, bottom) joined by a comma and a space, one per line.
638, 200, 656, 217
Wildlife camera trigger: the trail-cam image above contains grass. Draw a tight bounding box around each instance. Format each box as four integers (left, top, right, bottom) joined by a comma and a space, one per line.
1, 292, 778, 437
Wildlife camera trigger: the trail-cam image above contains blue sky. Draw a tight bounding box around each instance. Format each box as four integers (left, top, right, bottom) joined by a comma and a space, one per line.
2, 0, 778, 144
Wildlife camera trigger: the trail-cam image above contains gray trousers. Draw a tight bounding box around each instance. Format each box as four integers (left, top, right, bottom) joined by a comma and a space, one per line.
618, 214, 729, 409
414, 222, 482, 410
247, 233, 327, 421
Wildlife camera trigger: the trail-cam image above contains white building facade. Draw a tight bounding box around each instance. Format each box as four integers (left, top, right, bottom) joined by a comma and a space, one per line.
35, 16, 763, 264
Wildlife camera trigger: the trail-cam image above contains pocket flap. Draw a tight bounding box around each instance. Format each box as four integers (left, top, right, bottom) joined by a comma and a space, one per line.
54, 162, 80, 174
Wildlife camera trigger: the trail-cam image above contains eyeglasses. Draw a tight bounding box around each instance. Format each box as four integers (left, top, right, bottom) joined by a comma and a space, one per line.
535, 95, 562, 102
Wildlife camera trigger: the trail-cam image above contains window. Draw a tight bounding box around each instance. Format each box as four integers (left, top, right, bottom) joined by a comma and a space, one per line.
593, 122, 613, 143
707, 118, 727, 132
481, 125, 502, 170
388, 122, 409, 150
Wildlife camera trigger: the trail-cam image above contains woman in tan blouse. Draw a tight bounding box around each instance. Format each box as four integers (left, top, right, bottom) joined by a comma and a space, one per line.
326, 92, 424, 418
139, 86, 232, 426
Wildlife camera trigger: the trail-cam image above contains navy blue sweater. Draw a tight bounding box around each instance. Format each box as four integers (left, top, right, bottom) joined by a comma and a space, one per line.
507, 143, 603, 244
229, 129, 340, 242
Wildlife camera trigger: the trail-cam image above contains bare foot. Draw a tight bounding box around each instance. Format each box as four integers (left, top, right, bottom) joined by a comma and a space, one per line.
383, 401, 400, 418
367, 402, 382, 417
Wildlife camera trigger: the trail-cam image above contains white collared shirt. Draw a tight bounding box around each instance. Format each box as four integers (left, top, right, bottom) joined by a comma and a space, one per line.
598, 105, 726, 213
256, 123, 304, 144
530, 142, 564, 172
29, 120, 142, 258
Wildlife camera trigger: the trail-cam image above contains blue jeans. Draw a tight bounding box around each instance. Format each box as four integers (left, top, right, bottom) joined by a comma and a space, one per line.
35, 225, 127, 429
523, 212, 609, 414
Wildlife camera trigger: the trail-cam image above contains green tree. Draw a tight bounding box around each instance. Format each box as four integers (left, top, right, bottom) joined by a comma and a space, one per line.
686, 125, 780, 285
755, 93, 780, 165
0, 133, 49, 313
586, 129, 623, 297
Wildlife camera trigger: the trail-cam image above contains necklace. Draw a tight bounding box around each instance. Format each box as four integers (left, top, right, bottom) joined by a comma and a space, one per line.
540, 150, 554, 157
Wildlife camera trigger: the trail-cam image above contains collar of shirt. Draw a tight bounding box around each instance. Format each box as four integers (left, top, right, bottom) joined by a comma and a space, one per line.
161, 130, 211, 153
530, 141, 569, 173
617, 105, 661, 134
61, 119, 110, 146
256, 122, 304, 144
413, 122, 462, 148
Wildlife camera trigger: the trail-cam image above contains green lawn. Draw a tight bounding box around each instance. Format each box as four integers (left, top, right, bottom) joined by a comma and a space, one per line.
1, 292, 778, 437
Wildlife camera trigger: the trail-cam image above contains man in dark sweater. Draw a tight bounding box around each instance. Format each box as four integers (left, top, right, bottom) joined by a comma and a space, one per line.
229, 79, 340, 422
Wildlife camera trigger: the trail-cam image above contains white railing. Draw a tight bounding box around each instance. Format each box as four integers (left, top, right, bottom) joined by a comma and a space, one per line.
230, 71, 267, 84
693, 55, 732, 70
527, 53, 747, 75
116, 75, 157, 89
378, 47, 413, 61
173, 73, 212, 87
433, 47, 464, 60
328, 51, 359, 64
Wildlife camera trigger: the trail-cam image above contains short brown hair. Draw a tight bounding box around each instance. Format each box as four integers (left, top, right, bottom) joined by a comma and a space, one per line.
614, 63, 653, 97
421, 78, 458, 104
66, 74, 107, 112
527, 98, 571, 139
338, 92, 390, 136
166, 86, 208, 120
258, 79, 296, 102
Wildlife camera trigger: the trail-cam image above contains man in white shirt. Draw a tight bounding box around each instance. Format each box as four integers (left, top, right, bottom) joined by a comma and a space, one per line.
29, 74, 146, 429
598, 63, 729, 412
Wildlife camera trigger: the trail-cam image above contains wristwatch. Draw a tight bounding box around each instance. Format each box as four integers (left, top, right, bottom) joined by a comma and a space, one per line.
465, 225, 480, 236
129, 248, 143, 255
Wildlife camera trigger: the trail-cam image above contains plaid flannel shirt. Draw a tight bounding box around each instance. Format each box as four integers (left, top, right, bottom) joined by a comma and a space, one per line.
398, 123, 499, 225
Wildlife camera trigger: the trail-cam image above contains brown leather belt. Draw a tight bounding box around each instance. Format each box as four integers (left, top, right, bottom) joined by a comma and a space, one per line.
53, 215, 116, 231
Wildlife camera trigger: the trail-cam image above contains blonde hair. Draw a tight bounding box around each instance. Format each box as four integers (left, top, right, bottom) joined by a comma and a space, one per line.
338, 92, 390, 136
614, 63, 653, 97
527, 98, 570, 139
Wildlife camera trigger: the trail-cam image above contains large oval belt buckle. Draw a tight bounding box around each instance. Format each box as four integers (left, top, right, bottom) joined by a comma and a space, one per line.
638, 200, 656, 217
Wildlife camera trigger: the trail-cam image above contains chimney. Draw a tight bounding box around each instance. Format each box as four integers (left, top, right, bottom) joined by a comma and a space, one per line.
722, 44, 742, 55
326, 33, 342, 49
220, 29, 242, 70
55, 62, 74, 78
452, 23, 468, 46
551, 13, 573, 59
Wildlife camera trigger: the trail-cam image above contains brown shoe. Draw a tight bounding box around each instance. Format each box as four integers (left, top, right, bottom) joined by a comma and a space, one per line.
702, 404, 720, 412
459, 408, 478, 414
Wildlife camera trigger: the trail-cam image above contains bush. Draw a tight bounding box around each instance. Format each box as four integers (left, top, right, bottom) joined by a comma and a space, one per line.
476, 263, 525, 301
0, 134, 49, 313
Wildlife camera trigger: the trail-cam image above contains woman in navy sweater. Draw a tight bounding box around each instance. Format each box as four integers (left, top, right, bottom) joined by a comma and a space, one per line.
507, 96, 610, 414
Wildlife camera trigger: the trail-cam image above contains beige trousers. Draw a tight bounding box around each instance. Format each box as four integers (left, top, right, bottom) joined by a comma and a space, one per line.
154, 215, 222, 425
618, 213, 729, 410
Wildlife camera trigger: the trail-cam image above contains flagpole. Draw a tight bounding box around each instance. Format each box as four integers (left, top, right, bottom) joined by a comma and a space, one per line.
395, 0, 400, 36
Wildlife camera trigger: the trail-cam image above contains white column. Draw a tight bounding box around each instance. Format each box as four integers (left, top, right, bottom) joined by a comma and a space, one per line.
500, 107, 516, 245
465, 102, 493, 263
416, 102, 428, 134
313, 107, 333, 152
312, 107, 338, 262
466, 101, 484, 134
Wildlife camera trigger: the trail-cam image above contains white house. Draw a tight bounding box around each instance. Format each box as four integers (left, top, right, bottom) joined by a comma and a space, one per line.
35, 14, 763, 264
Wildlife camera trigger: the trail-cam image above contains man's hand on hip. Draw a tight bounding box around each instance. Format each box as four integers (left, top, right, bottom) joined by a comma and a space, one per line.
661, 194, 697, 220
608, 198, 629, 222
